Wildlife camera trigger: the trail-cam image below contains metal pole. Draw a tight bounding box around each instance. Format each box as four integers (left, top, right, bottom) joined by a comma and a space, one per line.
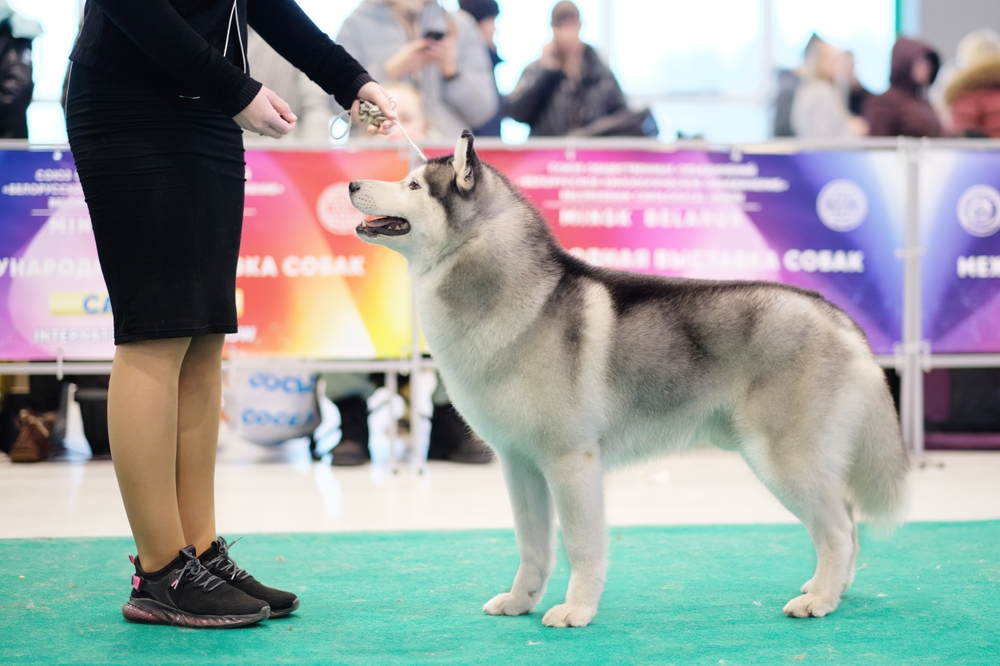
899, 139, 924, 456
410, 273, 425, 469
385, 370, 398, 470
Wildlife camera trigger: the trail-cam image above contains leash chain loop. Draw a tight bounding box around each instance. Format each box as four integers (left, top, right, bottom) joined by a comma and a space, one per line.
331, 99, 428, 162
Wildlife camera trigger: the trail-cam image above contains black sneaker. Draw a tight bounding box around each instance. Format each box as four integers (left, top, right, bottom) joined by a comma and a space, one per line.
200, 537, 300, 618
122, 545, 270, 628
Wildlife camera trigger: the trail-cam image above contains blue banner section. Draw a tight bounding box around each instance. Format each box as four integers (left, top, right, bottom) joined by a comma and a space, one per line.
746, 150, 905, 352
921, 151, 1000, 353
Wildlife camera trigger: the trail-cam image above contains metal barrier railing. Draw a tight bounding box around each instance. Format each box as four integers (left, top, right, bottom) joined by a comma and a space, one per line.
6, 137, 1000, 457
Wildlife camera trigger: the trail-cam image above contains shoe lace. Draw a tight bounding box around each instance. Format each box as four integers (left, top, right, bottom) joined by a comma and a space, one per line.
203, 536, 250, 582
172, 549, 226, 592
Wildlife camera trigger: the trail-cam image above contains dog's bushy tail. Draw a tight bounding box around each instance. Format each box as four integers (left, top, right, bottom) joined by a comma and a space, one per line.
846, 376, 910, 533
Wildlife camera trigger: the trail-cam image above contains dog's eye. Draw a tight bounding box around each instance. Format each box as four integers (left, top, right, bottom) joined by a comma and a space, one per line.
408, 181, 421, 190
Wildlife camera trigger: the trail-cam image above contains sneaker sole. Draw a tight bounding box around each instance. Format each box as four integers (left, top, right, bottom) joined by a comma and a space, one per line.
123, 599, 270, 628
267, 597, 300, 619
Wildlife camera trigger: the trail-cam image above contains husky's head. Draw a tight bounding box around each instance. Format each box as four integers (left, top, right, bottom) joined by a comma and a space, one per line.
350, 130, 513, 269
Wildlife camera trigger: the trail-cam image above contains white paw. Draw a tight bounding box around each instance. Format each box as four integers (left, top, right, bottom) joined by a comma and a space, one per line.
800, 577, 814, 594
783, 593, 840, 618
541, 603, 597, 628
483, 592, 535, 616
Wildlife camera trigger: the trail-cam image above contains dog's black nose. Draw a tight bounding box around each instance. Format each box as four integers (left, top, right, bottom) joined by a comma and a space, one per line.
348, 181, 361, 193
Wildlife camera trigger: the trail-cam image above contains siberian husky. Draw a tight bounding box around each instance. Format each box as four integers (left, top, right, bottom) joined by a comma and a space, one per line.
350, 131, 909, 627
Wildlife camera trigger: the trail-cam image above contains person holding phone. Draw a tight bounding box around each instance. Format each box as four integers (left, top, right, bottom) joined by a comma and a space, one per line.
336, 0, 498, 138
65, 0, 395, 628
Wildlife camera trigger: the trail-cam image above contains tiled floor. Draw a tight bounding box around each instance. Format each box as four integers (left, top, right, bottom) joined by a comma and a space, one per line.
2, 410, 998, 540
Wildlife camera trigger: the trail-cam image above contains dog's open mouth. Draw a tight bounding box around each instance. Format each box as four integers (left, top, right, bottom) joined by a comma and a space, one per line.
357, 216, 411, 237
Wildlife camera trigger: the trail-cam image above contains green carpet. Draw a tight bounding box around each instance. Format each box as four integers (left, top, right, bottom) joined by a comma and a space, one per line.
2, 523, 998, 665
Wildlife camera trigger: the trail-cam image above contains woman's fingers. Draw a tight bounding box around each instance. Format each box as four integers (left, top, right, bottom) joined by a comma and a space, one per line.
233, 86, 296, 139
267, 90, 297, 124
356, 82, 397, 135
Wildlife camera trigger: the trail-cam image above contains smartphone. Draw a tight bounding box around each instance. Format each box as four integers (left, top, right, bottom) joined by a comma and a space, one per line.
423, 30, 445, 41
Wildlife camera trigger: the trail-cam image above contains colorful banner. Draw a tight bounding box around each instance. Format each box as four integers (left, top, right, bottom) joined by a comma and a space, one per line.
233, 149, 411, 359
20, 144, 1000, 360
0, 147, 411, 361
474, 148, 906, 354
920, 150, 1000, 353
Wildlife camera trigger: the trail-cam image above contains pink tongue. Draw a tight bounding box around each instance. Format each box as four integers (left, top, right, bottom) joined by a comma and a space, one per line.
366, 216, 392, 228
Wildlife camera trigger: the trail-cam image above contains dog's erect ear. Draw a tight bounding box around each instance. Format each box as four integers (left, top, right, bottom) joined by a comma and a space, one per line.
452, 130, 478, 193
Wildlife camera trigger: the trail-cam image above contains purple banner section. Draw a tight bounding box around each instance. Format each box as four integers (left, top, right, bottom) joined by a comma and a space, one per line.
481, 148, 905, 354
921, 151, 1000, 353
0, 149, 114, 360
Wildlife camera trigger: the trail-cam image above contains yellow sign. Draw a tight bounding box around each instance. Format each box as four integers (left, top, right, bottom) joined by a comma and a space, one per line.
49, 292, 112, 316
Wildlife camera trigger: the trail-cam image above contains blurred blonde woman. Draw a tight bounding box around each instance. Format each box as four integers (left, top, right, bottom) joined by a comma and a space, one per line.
791, 41, 868, 139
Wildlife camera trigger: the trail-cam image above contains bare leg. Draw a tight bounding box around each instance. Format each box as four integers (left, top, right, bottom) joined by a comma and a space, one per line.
108, 337, 192, 572
484, 453, 555, 616
176, 334, 225, 555
541, 447, 606, 628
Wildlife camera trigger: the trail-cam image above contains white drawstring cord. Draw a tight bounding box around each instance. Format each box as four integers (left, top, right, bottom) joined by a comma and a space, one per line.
223, 0, 247, 74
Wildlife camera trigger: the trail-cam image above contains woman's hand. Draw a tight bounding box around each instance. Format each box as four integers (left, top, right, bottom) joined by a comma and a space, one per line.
233, 86, 297, 138
353, 81, 398, 135
383, 39, 430, 80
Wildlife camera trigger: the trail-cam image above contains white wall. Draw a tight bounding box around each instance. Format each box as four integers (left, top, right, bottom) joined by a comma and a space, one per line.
917, 0, 1000, 60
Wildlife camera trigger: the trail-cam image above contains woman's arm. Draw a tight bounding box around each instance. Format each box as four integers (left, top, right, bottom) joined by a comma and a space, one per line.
247, 0, 372, 111
87, 0, 260, 116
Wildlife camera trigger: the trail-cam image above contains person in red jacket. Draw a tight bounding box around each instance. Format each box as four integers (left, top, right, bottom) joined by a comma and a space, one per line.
66, 0, 395, 628
865, 37, 943, 137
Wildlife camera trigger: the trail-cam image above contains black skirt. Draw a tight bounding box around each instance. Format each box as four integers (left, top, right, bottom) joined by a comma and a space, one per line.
65, 63, 245, 345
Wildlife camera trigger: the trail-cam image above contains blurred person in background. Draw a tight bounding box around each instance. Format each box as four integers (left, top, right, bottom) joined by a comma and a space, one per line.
367, 80, 431, 140
942, 30, 1000, 138
336, 0, 498, 138
0, 0, 41, 139
459, 0, 502, 136
505, 1, 630, 137
930, 29, 1000, 131
791, 40, 868, 139
845, 51, 873, 120
773, 34, 825, 138
865, 37, 942, 137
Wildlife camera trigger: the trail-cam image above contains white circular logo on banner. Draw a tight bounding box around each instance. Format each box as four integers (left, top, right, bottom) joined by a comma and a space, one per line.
957, 184, 1000, 237
816, 179, 868, 232
316, 182, 364, 235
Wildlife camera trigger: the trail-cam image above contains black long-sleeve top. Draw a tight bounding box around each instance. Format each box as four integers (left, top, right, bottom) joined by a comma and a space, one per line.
70, 0, 372, 118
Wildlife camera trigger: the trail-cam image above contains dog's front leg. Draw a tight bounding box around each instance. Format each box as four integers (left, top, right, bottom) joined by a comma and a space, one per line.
541, 446, 606, 628
484, 453, 555, 616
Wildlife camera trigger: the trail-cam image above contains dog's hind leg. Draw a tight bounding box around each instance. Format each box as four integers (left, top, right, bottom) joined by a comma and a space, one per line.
783, 495, 856, 618
740, 440, 856, 618
484, 453, 555, 617
539, 446, 606, 628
